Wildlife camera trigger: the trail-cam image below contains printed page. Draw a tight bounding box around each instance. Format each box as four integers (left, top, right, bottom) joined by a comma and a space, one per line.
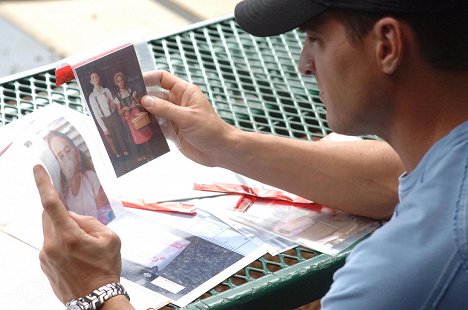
115, 208, 267, 307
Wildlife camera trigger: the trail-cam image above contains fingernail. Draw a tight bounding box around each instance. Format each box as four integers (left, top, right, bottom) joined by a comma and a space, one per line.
142, 96, 155, 108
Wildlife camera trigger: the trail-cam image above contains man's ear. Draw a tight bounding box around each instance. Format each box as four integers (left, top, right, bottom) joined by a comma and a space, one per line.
373, 17, 404, 74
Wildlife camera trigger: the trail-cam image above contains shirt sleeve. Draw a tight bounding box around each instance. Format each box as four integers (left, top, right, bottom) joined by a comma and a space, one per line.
89, 93, 107, 132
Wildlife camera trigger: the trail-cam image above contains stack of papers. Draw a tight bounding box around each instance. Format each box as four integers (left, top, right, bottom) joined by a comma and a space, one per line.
0, 104, 382, 309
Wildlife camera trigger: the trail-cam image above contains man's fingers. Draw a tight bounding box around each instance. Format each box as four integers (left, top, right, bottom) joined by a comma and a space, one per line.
42, 210, 55, 241
69, 212, 121, 253
33, 165, 74, 230
143, 70, 163, 87
141, 95, 189, 122
68, 211, 110, 236
143, 70, 191, 99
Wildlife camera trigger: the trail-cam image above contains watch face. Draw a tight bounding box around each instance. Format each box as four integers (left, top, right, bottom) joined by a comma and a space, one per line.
66, 301, 85, 310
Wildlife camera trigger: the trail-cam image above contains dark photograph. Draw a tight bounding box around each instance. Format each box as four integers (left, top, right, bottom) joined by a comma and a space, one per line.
74, 44, 170, 177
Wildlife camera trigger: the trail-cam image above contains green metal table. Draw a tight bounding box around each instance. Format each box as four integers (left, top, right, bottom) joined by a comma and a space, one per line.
0, 16, 350, 310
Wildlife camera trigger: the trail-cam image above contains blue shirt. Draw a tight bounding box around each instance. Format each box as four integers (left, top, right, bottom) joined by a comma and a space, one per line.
322, 121, 468, 309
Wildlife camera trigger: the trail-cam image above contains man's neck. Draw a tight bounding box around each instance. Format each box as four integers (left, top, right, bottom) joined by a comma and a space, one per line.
387, 71, 468, 172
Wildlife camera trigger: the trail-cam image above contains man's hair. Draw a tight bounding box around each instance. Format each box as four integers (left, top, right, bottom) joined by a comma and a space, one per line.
330, 9, 468, 72
89, 70, 99, 77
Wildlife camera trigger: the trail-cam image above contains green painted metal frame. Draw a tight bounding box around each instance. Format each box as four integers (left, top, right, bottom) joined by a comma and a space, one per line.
183, 250, 349, 310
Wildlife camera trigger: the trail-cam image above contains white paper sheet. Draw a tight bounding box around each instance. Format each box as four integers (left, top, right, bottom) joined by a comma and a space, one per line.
197, 195, 298, 256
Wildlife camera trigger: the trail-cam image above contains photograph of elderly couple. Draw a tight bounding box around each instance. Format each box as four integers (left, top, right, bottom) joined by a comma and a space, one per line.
75, 45, 170, 177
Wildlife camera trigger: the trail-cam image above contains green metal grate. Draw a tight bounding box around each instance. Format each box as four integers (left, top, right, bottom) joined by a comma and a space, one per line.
0, 16, 347, 310
0, 70, 84, 124
1, 18, 329, 140
149, 18, 329, 140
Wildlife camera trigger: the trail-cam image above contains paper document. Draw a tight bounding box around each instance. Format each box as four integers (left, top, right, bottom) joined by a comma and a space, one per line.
228, 196, 382, 256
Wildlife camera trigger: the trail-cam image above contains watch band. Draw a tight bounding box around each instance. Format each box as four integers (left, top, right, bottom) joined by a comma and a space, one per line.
65, 282, 130, 310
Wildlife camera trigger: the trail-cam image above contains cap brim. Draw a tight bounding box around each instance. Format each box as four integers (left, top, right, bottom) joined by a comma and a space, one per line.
235, 0, 328, 37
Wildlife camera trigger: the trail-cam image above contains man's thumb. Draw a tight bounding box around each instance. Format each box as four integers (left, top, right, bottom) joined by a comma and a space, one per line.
141, 95, 183, 121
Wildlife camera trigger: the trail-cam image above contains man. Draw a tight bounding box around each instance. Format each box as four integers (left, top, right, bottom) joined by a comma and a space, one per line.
34, 0, 468, 308
88, 70, 129, 159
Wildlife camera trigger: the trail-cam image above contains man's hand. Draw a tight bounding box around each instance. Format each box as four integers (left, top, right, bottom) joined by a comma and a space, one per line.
34, 165, 122, 304
142, 70, 240, 167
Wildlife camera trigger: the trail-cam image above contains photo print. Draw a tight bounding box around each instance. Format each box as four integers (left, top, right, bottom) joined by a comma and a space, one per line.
74, 44, 170, 177
25, 117, 116, 225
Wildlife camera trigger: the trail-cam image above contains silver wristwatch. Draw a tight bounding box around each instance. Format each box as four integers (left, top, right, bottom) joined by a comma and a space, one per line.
65, 282, 130, 310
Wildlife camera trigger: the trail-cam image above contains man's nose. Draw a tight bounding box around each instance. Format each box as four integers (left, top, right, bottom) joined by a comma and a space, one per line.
298, 45, 316, 76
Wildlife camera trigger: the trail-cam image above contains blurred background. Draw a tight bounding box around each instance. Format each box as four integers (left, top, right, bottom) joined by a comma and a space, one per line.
0, 0, 242, 78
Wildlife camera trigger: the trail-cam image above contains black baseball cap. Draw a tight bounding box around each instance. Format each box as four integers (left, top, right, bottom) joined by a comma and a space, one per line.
234, 0, 459, 37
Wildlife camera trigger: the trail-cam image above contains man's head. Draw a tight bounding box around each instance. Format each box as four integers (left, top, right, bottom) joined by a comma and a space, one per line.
89, 71, 101, 87
235, 0, 468, 72
235, 0, 468, 138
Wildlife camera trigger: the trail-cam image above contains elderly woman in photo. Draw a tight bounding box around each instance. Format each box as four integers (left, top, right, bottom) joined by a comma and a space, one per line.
45, 130, 115, 224
114, 71, 153, 162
